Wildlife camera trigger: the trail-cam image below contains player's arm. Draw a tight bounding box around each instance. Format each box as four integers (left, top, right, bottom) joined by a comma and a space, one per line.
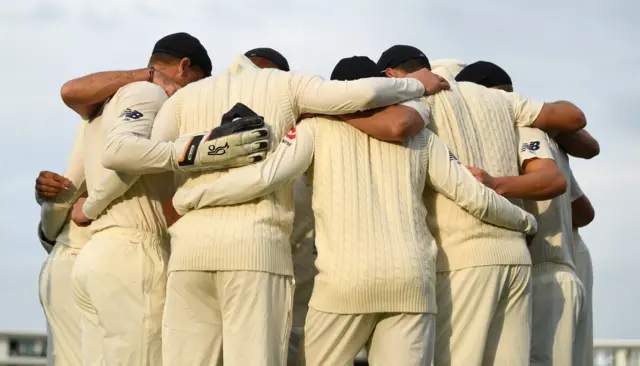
337, 98, 429, 142
102, 88, 269, 174
569, 170, 595, 228
554, 129, 600, 159
39, 121, 88, 241
172, 119, 316, 216
80, 83, 167, 222
425, 132, 537, 235
60, 68, 180, 120
475, 128, 566, 201
290, 72, 434, 116
509, 92, 586, 132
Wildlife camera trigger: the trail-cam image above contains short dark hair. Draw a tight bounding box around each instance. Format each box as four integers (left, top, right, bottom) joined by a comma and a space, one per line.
394, 58, 431, 73
148, 52, 181, 66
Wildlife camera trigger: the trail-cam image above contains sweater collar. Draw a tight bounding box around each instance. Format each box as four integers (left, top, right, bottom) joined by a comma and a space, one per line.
227, 54, 260, 75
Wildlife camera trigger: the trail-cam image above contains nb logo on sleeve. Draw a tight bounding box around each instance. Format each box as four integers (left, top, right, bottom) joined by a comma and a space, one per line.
208, 142, 230, 156
119, 108, 144, 121
521, 141, 541, 152
449, 151, 460, 163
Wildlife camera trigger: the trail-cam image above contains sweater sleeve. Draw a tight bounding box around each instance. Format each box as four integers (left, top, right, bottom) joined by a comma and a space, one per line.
100, 82, 180, 174
424, 131, 538, 235
82, 83, 168, 219
289, 73, 426, 116
172, 119, 317, 216
568, 169, 584, 202
40, 121, 88, 241
508, 91, 545, 127
516, 127, 554, 167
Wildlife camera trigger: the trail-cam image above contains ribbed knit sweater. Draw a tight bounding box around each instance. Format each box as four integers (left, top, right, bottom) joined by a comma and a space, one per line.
145, 55, 427, 276
424, 71, 545, 272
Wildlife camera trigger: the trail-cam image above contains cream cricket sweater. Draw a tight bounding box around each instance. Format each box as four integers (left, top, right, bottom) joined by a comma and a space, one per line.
526, 146, 578, 269
425, 69, 545, 271
38, 121, 91, 250
83, 82, 172, 237
158, 55, 426, 276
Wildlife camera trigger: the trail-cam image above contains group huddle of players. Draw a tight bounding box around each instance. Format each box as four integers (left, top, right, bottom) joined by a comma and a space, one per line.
34, 31, 599, 366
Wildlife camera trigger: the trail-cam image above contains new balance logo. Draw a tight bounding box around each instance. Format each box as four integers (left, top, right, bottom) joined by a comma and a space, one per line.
521, 141, 541, 152
208, 142, 229, 156
449, 151, 459, 162
119, 109, 143, 121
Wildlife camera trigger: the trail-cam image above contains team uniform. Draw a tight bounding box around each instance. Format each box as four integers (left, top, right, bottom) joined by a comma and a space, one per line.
526, 140, 587, 366
570, 170, 593, 366
103, 54, 428, 366
37, 121, 91, 366
426, 60, 547, 366
172, 96, 537, 365
288, 175, 317, 366
71, 82, 172, 366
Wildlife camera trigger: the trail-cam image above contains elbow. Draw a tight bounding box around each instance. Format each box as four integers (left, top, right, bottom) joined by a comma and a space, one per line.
550, 173, 567, 198
569, 108, 587, 131
60, 81, 77, 107
390, 117, 413, 142
102, 148, 123, 171
584, 142, 601, 159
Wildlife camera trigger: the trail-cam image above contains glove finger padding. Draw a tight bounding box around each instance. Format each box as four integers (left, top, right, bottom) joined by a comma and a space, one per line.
174, 124, 270, 172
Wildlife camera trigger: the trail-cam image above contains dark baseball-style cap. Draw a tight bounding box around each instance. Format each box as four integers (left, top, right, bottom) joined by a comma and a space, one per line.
244, 47, 290, 71
455, 61, 512, 88
330, 56, 379, 81
377, 45, 431, 72
152, 32, 212, 77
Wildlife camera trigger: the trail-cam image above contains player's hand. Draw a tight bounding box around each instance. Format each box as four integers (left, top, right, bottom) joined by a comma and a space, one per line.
173, 116, 270, 172
35, 171, 70, 199
152, 70, 181, 97
406, 68, 450, 96
466, 166, 496, 190
71, 197, 92, 227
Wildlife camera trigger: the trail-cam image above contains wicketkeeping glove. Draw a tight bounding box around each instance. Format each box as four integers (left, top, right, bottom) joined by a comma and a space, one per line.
173, 114, 270, 172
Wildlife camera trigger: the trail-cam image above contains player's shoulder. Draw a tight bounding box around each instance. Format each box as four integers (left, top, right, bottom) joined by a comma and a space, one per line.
115, 81, 168, 104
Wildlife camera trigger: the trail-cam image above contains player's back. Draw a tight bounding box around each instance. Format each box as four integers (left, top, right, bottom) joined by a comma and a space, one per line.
83, 82, 171, 237
422, 80, 530, 272
309, 115, 436, 314
168, 56, 299, 276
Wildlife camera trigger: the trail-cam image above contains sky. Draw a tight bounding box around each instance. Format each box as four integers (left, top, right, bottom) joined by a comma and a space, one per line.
0, 0, 638, 339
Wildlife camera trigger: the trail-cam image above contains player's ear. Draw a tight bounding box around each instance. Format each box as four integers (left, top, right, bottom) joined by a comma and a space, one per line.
178, 57, 191, 77
385, 68, 399, 78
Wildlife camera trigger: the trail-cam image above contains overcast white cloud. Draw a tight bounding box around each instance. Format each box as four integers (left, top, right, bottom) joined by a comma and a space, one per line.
1, 0, 638, 339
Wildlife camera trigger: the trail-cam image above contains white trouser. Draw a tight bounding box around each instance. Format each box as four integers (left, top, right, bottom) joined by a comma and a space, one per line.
304, 308, 435, 366
435, 265, 532, 366
162, 270, 294, 366
530, 262, 586, 366
39, 243, 83, 366
72, 228, 168, 366
575, 248, 594, 366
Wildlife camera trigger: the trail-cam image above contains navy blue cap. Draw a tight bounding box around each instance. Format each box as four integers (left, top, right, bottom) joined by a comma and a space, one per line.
377, 45, 430, 72
455, 61, 512, 88
331, 56, 379, 81
152, 32, 212, 77
245, 47, 290, 71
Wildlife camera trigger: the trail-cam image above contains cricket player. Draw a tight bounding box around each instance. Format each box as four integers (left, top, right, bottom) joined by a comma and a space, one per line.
458, 63, 597, 365
377, 46, 588, 366
98, 50, 450, 365
241, 47, 316, 366
60, 33, 270, 366
168, 55, 538, 366
35, 123, 89, 366
35, 120, 155, 365
570, 171, 597, 366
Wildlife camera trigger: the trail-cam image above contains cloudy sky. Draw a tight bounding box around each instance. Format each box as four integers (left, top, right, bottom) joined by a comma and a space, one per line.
0, 0, 638, 340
